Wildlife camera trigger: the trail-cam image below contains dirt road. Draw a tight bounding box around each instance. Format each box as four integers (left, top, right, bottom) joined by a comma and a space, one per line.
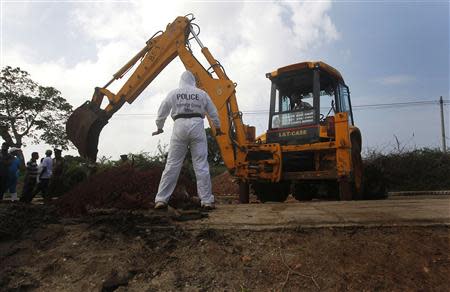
183, 197, 450, 230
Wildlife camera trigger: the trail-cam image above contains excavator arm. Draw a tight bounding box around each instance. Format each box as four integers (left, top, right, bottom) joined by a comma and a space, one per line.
67, 15, 246, 170
67, 15, 282, 183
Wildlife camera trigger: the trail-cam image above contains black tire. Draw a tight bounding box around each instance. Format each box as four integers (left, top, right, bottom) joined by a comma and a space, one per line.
252, 181, 290, 203
239, 182, 250, 204
292, 182, 317, 201
339, 178, 353, 201
351, 137, 364, 200
339, 136, 364, 201
323, 181, 340, 200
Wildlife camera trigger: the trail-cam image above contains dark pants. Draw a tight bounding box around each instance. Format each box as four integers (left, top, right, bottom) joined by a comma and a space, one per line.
48, 176, 65, 197
20, 178, 37, 203
34, 179, 50, 200
0, 175, 8, 200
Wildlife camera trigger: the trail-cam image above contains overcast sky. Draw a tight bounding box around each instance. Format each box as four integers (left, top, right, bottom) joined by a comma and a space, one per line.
1, 0, 449, 159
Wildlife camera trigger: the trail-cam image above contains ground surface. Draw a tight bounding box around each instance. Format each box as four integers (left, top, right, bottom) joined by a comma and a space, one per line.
188, 197, 450, 230
1, 196, 449, 291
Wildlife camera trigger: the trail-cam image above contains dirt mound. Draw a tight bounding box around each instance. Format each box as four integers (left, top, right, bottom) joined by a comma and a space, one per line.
55, 165, 198, 216
0, 203, 59, 241
212, 171, 239, 195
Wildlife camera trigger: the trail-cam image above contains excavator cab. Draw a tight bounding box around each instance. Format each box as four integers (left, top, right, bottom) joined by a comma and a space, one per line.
265, 61, 354, 145
254, 61, 363, 202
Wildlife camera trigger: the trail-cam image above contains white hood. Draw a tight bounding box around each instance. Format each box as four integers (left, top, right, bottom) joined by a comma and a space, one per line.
179, 71, 197, 88
155, 69, 221, 130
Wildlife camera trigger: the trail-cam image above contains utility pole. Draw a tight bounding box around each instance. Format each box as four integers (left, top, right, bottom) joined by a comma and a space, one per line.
440, 96, 447, 152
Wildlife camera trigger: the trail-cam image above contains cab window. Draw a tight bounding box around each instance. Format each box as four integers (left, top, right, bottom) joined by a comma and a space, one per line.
271, 89, 315, 129
337, 83, 353, 125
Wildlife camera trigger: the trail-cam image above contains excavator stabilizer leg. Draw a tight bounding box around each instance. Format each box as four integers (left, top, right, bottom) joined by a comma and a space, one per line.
66, 101, 109, 162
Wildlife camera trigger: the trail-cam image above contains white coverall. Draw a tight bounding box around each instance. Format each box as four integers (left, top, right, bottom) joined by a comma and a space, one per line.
154, 71, 221, 205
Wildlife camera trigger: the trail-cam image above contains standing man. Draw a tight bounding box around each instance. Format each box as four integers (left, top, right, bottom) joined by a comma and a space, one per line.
48, 149, 65, 196
34, 150, 53, 202
20, 152, 39, 203
4, 147, 25, 201
152, 70, 223, 210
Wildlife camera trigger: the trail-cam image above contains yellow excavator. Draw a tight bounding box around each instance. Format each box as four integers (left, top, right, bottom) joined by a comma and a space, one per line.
66, 14, 363, 202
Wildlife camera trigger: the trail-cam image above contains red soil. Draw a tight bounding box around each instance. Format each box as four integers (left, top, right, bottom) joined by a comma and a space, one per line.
212, 171, 239, 195
55, 165, 197, 216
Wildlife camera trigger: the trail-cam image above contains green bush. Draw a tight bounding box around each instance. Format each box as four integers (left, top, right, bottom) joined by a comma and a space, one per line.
58, 155, 92, 194
363, 148, 450, 191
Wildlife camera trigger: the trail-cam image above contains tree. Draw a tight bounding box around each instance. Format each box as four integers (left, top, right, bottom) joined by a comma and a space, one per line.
0, 66, 73, 149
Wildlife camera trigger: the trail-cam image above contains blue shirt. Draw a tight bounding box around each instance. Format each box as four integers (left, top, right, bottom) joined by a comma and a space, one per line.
8, 157, 21, 179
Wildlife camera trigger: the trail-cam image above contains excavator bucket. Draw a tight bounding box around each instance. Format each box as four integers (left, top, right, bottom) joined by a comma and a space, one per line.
66, 101, 109, 162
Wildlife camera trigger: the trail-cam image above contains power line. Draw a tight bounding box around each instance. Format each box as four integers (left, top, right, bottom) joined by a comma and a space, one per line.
113, 99, 450, 118
354, 100, 437, 108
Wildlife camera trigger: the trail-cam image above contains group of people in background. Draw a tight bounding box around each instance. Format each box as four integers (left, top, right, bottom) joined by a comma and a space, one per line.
0, 142, 65, 203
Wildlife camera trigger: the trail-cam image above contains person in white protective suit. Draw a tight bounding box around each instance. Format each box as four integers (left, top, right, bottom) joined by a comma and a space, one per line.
152, 70, 223, 210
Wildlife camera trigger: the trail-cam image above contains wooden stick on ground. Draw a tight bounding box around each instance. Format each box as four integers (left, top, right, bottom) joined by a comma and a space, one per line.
278, 243, 320, 290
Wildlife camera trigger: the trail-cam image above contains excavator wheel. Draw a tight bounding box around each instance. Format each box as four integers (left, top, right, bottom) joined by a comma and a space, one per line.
351, 136, 364, 200
239, 181, 250, 204
292, 182, 317, 201
323, 181, 340, 200
339, 136, 364, 201
252, 181, 290, 203
339, 178, 353, 201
